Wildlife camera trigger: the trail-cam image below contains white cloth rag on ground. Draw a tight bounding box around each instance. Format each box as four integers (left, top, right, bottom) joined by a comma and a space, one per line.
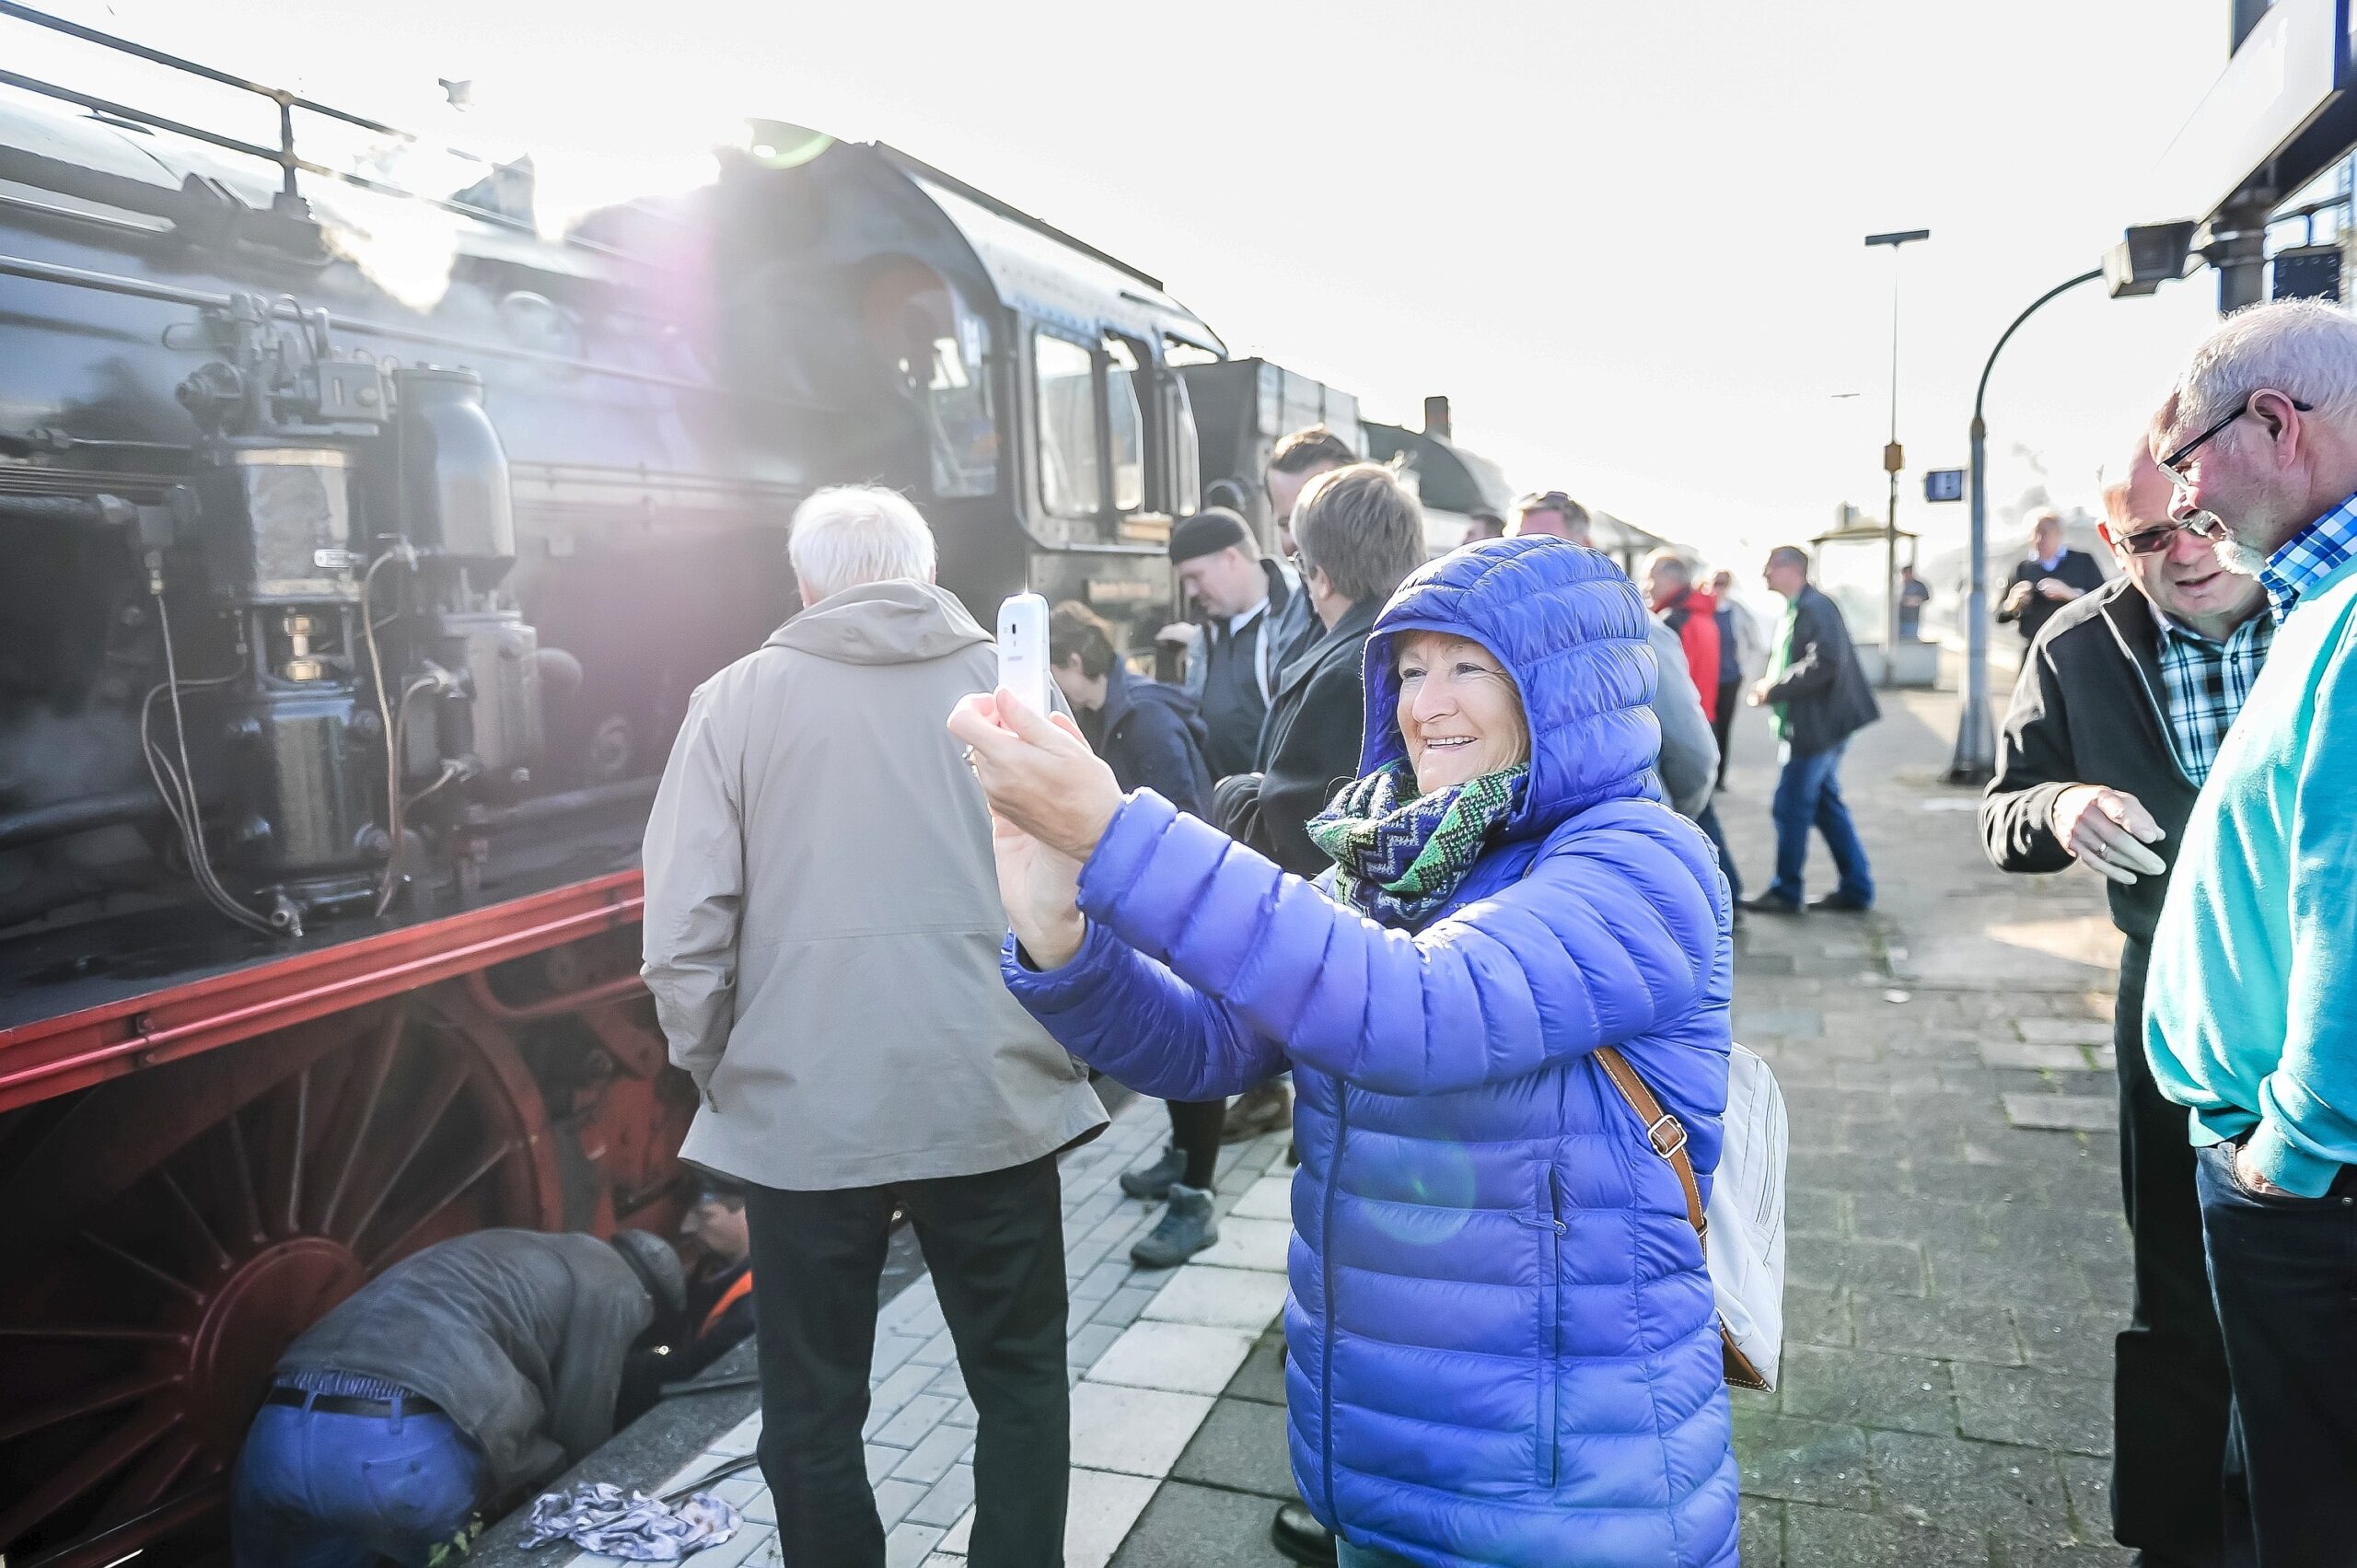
521, 1482, 740, 1560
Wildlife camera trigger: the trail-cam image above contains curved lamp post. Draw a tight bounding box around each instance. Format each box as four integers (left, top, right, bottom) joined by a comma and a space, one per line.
1944, 269, 2103, 783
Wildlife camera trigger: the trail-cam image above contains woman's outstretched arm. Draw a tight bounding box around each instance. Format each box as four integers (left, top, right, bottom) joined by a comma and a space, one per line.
1080, 791, 1724, 1097
1004, 921, 1287, 1102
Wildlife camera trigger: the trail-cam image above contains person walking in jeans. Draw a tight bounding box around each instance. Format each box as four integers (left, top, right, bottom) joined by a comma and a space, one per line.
641, 486, 1108, 1568
2144, 300, 2357, 1565
1741, 545, 1878, 914
1981, 442, 2267, 1564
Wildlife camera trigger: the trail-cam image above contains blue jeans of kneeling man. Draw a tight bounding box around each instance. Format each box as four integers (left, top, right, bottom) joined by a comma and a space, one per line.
234, 1387, 487, 1568
1766, 738, 1872, 907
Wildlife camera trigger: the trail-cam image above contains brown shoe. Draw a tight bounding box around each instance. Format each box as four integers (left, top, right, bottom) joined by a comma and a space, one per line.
1222, 1081, 1293, 1144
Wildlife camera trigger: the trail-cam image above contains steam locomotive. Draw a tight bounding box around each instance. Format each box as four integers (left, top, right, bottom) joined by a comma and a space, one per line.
0, 8, 1253, 1562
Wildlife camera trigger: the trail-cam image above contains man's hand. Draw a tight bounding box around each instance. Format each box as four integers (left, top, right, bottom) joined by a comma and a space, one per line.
948, 688, 1124, 860
1747, 677, 1772, 708
2233, 1143, 2296, 1199
2002, 580, 2036, 614
2049, 784, 2166, 885
2036, 576, 2084, 603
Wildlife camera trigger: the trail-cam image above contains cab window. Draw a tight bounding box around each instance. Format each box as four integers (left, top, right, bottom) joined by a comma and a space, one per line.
1106, 335, 1145, 515
1035, 330, 1103, 528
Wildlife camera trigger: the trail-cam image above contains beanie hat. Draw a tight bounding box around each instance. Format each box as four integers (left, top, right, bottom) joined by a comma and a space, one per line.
1168, 507, 1252, 564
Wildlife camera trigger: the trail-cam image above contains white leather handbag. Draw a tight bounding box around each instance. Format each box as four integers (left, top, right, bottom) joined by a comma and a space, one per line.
1596, 1040, 1788, 1390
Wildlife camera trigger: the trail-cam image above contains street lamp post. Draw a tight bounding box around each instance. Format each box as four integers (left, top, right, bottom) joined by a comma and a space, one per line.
1941, 222, 2201, 783
1944, 269, 2107, 783
1865, 229, 1931, 684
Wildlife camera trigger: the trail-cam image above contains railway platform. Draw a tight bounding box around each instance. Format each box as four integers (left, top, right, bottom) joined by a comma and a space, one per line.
513, 681, 2140, 1568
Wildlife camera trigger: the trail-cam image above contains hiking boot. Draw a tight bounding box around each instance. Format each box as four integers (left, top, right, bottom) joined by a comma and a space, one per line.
1120, 1144, 1185, 1202
1222, 1081, 1292, 1144
1130, 1184, 1217, 1269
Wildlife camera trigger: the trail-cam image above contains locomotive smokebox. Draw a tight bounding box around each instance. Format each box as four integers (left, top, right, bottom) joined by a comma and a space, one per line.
396, 366, 515, 574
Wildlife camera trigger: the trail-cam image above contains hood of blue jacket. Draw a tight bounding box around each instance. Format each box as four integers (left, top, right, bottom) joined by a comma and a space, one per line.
1362, 537, 1661, 839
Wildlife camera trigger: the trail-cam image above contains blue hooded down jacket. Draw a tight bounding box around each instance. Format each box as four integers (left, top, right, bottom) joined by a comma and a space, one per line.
1005, 539, 1737, 1566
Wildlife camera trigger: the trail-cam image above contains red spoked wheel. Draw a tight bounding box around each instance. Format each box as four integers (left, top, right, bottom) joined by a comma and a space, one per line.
0, 998, 561, 1566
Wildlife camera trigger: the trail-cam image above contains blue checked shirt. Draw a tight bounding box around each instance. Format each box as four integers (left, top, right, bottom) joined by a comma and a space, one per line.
2154, 610, 2273, 785
2261, 488, 2357, 621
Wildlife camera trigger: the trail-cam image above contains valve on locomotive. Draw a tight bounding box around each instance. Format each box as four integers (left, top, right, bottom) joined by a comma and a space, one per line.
157, 294, 553, 925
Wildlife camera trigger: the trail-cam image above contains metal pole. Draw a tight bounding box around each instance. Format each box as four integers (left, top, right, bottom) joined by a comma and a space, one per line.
1864, 229, 1928, 684
1945, 268, 2105, 784
1887, 261, 1903, 676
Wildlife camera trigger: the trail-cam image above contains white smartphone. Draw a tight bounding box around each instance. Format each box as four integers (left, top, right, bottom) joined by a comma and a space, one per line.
996, 592, 1052, 720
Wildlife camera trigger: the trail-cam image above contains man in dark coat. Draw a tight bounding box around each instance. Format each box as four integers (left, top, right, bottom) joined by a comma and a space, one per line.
1742, 545, 1879, 913
1051, 601, 1213, 818
1246, 463, 1429, 879
1159, 508, 1305, 783
1980, 447, 2268, 1567
236, 1228, 683, 1565
1998, 509, 2109, 645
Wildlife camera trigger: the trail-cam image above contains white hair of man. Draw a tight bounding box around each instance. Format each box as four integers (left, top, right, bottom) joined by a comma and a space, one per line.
787, 485, 937, 602
2166, 298, 2357, 436
1641, 548, 1692, 587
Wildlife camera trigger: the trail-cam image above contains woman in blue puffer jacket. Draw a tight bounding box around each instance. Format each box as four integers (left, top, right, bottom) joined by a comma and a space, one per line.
951, 536, 1737, 1567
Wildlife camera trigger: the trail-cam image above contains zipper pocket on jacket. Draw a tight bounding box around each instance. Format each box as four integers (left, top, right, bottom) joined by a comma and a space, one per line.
1539, 1167, 1563, 1490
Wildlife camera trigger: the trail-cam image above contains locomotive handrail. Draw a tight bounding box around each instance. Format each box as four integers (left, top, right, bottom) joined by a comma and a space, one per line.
0, 2, 667, 265
0, 250, 813, 404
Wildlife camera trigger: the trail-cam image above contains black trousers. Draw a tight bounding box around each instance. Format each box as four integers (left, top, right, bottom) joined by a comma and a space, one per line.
2195, 1140, 2357, 1567
1167, 1099, 1224, 1190
744, 1155, 1070, 1568
2111, 939, 2233, 1565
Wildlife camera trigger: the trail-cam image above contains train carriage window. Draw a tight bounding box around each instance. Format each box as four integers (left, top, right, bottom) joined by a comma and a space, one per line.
1105, 336, 1145, 514
1035, 331, 1103, 528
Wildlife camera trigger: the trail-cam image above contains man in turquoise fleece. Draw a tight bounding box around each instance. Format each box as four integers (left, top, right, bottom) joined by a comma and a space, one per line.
2145, 298, 2357, 1567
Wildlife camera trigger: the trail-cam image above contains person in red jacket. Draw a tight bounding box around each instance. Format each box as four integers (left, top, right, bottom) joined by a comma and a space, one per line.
1643, 551, 1723, 724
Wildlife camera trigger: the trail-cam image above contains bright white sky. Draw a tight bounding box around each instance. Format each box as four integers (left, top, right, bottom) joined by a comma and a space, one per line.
20, 0, 2252, 571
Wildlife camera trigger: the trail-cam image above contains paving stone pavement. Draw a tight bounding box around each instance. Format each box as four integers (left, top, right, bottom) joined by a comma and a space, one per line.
547, 686, 2145, 1566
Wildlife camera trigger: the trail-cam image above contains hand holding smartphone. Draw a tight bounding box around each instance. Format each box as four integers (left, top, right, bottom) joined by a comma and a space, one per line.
996, 592, 1052, 720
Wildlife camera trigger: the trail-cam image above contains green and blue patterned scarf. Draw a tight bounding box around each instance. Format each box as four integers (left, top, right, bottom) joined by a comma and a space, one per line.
1306, 760, 1530, 925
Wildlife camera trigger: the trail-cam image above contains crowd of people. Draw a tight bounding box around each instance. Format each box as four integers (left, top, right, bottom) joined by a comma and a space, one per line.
226, 297, 2357, 1568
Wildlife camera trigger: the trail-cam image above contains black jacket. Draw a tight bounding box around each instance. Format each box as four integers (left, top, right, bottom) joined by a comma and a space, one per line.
1249, 597, 1379, 877
1996, 548, 2108, 645
1760, 584, 1879, 757
1086, 666, 1213, 818
1980, 576, 2206, 946
1187, 558, 1311, 780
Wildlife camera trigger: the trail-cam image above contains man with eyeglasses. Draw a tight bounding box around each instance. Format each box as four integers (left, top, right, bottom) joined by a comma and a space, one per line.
2142, 298, 2357, 1566
1997, 508, 2109, 645
1981, 441, 2266, 1568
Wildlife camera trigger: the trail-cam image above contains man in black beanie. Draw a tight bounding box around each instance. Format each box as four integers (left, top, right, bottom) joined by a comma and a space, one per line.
1161, 507, 1312, 782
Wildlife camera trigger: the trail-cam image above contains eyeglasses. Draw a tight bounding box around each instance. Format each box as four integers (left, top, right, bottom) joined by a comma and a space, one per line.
2113, 519, 2207, 556
1515, 490, 1576, 513
2157, 393, 2314, 481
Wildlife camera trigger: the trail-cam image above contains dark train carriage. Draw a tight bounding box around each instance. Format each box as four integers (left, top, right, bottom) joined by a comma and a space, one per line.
0, 11, 1221, 1562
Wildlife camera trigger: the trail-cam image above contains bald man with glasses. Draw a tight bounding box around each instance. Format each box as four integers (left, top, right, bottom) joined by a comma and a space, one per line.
1980, 440, 2270, 1567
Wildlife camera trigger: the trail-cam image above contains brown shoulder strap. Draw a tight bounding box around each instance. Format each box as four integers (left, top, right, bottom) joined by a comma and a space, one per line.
1594, 1046, 1706, 1239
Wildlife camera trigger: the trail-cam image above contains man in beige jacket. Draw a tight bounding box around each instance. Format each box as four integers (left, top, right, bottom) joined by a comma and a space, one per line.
642, 485, 1106, 1568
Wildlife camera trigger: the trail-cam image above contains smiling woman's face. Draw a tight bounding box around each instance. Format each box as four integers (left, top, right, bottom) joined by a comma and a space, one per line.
1394, 632, 1530, 794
